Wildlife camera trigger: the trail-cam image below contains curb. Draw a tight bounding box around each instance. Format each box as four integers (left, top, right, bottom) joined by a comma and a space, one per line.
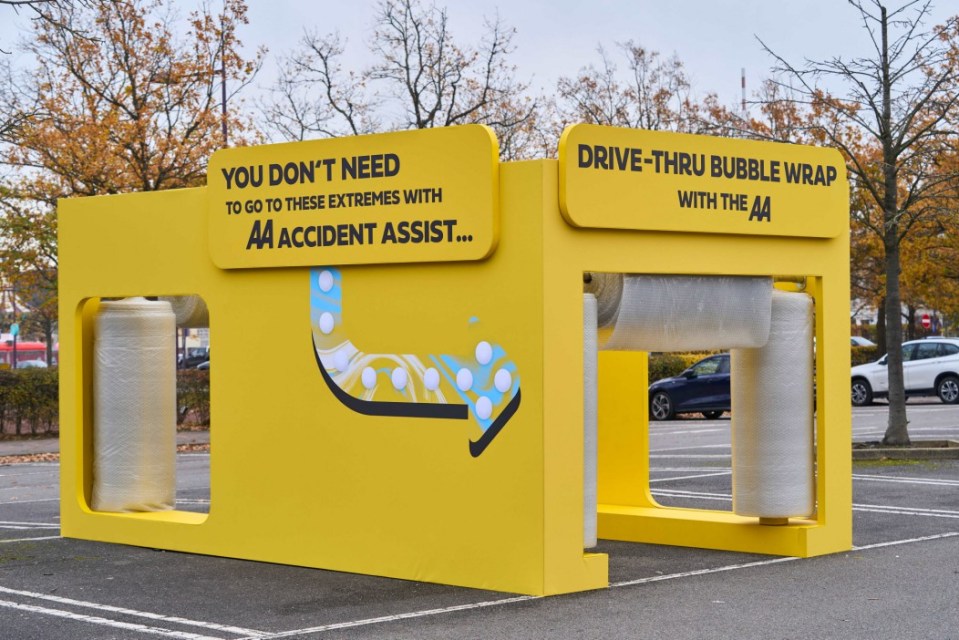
853, 440, 959, 461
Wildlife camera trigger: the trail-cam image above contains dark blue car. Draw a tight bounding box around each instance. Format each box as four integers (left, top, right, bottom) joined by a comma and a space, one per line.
649, 353, 730, 420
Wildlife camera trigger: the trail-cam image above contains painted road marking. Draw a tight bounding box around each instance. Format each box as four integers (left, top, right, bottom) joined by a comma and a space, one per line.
652, 488, 959, 519
0, 600, 225, 639
648, 471, 732, 484
3, 526, 956, 639
852, 473, 959, 487
0, 585, 264, 637
0, 535, 61, 544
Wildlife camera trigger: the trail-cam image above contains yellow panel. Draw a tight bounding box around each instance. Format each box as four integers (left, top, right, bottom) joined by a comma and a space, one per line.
208, 125, 498, 268
559, 124, 847, 238
59, 160, 608, 596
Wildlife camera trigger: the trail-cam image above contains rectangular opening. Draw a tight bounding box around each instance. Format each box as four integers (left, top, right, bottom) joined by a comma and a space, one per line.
79, 295, 210, 518
586, 272, 816, 522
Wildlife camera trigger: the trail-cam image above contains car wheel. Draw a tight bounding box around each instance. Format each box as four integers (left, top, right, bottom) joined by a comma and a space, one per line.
936, 375, 959, 404
650, 391, 675, 421
702, 410, 723, 420
851, 378, 873, 406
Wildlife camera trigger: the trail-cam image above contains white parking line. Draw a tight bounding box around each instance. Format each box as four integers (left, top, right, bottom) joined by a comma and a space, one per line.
0, 535, 61, 543
649, 444, 731, 453
0, 520, 59, 528
613, 531, 959, 588
852, 474, 959, 487
0, 600, 225, 639
0, 585, 264, 637
231, 596, 539, 640
651, 490, 959, 519
6, 526, 956, 639
855, 506, 959, 518
650, 428, 726, 436
649, 471, 732, 484
853, 503, 959, 516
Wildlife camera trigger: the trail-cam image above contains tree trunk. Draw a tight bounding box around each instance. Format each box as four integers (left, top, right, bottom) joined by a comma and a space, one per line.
875, 298, 886, 355
879, 4, 910, 446
905, 305, 916, 341
882, 190, 909, 444
883, 240, 909, 445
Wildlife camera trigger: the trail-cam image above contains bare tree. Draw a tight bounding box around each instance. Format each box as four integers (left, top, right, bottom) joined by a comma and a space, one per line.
553, 42, 703, 134
264, 0, 541, 160
761, 0, 959, 445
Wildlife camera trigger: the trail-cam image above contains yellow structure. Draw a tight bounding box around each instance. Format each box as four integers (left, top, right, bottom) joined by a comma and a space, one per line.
59, 124, 852, 596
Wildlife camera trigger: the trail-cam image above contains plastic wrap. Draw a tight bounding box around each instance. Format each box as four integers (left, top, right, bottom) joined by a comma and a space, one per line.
583, 294, 598, 549
583, 272, 623, 329
599, 275, 773, 352
731, 290, 814, 520
159, 295, 209, 328
92, 297, 177, 512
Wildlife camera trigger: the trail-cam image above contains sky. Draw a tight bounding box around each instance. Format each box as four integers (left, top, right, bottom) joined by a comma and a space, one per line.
1, 0, 958, 113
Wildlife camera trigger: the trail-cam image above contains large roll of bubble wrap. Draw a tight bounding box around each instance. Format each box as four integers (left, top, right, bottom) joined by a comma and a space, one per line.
598, 275, 773, 351
159, 295, 209, 328
583, 294, 598, 549
92, 298, 177, 512
731, 290, 815, 520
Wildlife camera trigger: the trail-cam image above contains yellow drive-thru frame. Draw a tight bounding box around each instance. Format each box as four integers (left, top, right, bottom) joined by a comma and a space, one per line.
59, 124, 851, 596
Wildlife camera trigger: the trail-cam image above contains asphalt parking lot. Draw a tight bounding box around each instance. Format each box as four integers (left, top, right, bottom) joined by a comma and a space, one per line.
2, 404, 958, 639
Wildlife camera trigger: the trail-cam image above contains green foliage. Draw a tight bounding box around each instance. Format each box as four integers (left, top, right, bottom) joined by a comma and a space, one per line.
0, 367, 211, 437
647, 352, 718, 383
177, 369, 210, 426
851, 345, 881, 366
0, 368, 58, 436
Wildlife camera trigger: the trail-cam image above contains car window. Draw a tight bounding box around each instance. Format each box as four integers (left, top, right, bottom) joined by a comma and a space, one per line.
692, 357, 722, 376
717, 357, 730, 374
902, 344, 918, 362
914, 343, 940, 361
938, 343, 959, 357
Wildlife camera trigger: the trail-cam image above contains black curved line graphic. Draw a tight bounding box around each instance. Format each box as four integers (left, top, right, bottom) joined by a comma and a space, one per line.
313, 333, 468, 419
468, 389, 522, 458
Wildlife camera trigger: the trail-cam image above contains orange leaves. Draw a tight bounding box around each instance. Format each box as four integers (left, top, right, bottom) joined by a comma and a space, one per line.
2, 0, 261, 198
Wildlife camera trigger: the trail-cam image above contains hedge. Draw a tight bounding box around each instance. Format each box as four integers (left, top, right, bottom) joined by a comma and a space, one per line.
0, 368, 211, 437
0, 368, 59, 436
648, 352, 719, 383
851, 345, 881, 366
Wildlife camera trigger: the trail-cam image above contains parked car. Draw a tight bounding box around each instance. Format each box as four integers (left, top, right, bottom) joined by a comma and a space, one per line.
851, 338, 959, 406
15, 359, 48, 369
179, 347, 210, 369
851, 336, 876, 347
649, 353, 730, 420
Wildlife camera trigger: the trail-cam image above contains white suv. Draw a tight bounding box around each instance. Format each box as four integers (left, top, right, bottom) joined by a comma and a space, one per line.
851, 338, 959, 406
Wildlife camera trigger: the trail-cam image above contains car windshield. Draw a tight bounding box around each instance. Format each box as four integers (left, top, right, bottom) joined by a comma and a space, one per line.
689, 356, 727, 376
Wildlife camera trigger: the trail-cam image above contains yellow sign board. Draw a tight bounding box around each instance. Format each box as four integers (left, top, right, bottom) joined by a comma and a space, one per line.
208, 125, 499, 268
559, 124, 847, 238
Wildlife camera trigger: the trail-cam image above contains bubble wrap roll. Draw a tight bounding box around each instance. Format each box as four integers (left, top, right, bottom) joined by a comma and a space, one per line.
731, 290, 814, 519
601, 276, 772, 352
159, 295, 209, 328
583, 273, 623, 328
583, 294, 598, 549
92, 298, 176, 512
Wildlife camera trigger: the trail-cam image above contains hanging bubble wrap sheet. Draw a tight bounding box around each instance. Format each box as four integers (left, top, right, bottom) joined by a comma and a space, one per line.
92, 298, 177, 512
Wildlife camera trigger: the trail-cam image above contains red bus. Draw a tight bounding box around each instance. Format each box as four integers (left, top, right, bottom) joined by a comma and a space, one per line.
0, 341, 57, 368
